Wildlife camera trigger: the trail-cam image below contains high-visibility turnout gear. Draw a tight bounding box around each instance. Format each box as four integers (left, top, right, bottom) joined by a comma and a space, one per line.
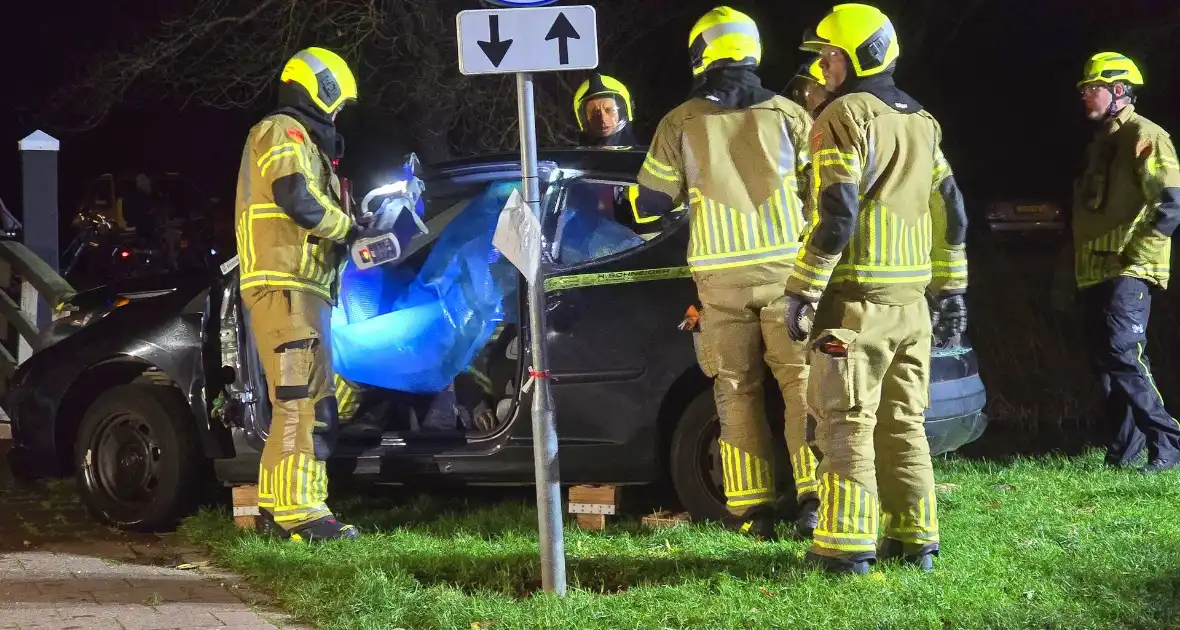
1077, 52, 1144, 89
574, 74, 636, 147
235, 113, 356, 303
696, 267, 817, 516
688, 6, 762, 77
235, 56, 363, 537
786, 17, 966, 566
1072, 105, 1180, 291
280, 48, 358, 116
806, 290, 937, 564
635, 14, 819, 534
1072, 97, 1180, 469
248, 289, 342, 529
801, 3, 899, 79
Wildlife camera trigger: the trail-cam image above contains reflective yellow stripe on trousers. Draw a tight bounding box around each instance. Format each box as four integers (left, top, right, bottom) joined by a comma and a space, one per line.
811, 472, 880, 554
719, 439, 775, 509
257, 453, 332, 524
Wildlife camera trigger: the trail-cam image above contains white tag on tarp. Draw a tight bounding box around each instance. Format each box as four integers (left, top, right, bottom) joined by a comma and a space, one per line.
492, 188, 543, 285
220, 254, 240, 276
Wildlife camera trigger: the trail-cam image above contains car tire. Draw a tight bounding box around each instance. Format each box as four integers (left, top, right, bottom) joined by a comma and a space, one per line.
669, 388, 730, 523
74, 384, 207, 532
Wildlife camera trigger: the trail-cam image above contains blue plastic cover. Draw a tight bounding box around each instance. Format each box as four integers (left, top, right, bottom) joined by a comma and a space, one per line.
330, 178, 645, 394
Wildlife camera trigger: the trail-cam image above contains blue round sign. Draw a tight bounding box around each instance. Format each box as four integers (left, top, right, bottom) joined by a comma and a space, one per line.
483, 0, 558, 6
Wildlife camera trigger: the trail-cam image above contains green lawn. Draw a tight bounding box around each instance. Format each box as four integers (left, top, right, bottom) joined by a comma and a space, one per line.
180, 452, 1180, 630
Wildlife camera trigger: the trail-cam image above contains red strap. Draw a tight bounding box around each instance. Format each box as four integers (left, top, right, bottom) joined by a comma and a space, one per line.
528, 367, 550, 379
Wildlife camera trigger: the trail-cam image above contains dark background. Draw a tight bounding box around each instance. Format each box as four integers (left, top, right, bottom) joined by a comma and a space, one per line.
2, 0, 1179, 219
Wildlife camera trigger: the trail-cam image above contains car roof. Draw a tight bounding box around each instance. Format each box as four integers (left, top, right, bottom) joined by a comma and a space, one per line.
428, 146, 647, 180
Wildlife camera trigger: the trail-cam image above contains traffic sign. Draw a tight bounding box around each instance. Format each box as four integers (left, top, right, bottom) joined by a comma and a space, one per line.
456, 5, 599, 75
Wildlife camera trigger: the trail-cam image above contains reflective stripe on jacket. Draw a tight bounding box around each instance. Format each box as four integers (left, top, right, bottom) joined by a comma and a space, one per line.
785, 92, 969, 305
635, 95, 812, 274
1073, 105, 1180, 290
234, 114, 355, 302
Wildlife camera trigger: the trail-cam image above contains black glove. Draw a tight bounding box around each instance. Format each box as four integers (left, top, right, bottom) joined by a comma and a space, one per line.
933, 294, 967, 337
785, 292, 817, 342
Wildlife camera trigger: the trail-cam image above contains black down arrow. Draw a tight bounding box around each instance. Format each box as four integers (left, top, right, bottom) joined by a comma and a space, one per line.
545, 12, 580, 65
478, 15, 513, 67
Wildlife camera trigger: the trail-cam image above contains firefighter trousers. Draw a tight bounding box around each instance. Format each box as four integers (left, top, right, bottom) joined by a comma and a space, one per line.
1081, 277, 1180, 464
243, 288, 355, 530
806, 290, 938, 562
696, 269, 819, 517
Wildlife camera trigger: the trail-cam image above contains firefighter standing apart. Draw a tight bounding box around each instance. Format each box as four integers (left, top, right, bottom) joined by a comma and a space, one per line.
1069, 52, 1180, 473
574, 74, 637, 147
634, 6, 820, 540
783, 4, 970, 574
235, 47, 407, 542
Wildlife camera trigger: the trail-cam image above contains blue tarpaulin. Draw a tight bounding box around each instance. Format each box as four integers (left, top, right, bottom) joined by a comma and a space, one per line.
330, 178, 644, 394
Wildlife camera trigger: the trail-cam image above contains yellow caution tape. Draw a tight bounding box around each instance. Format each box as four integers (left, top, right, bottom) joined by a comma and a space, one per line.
543, 266, 691, 292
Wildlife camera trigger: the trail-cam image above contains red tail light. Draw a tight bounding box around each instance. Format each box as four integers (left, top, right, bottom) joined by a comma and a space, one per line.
119, 249, 131, 258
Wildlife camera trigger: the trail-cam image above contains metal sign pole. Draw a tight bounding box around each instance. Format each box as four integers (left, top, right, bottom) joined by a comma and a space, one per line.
516, 70, 567, 596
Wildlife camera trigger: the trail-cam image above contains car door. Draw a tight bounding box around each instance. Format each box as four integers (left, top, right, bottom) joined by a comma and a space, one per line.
535, 173, 696, 451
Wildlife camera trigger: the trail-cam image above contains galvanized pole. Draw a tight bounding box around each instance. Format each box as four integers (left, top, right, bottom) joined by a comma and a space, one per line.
516, 70, 567, 596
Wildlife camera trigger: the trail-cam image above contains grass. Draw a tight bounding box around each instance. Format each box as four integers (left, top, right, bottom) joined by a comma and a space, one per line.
181, 452, 1180, 630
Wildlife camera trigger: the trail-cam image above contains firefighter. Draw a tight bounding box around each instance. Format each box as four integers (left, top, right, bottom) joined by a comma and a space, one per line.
234, 46, 374, 542
574, 74, 637, 147
1070, 52, 1180, 473
783, 3, 969, 574
788, 56, 833, 117
633, 6, 820, 541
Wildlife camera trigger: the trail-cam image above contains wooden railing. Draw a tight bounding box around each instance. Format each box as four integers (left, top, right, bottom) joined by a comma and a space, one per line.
0, 240, 75, 382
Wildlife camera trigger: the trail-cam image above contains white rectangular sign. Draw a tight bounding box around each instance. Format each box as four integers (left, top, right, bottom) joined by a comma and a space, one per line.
456, 5, 599, 76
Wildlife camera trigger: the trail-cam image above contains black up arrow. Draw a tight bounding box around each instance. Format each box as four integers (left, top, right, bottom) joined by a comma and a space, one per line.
545, 12, 580, 65
478, 15, 513, 67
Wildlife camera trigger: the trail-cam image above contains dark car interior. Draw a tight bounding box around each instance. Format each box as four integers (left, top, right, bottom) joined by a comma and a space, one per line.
227, 163, 677, 456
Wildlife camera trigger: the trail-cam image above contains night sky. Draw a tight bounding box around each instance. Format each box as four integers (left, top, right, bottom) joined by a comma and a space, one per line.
3, 0, 1179, 227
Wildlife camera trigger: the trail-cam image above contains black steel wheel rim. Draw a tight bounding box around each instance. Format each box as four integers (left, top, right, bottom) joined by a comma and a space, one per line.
84, 411, 163, 507
698, 414, 726, 505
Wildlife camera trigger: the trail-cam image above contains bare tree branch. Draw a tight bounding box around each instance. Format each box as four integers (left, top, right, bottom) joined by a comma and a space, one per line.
48, 0, 665, 161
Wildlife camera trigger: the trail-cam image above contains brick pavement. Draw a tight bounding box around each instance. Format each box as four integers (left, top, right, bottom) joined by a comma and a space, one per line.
0, 439, 314, 630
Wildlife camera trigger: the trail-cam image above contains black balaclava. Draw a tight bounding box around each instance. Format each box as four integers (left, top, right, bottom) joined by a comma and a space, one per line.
834, 58, 923, 114
271, 82, 340, 158
691, 65, 776, 110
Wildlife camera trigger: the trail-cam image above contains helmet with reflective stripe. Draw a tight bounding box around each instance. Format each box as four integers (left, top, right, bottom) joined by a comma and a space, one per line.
280, 47, 359, 115
1077, 52, 1144, 89
573, 74, 633, 131
795, 56, 826, 86
801, 3, 899, 78
689, 6, 762, 77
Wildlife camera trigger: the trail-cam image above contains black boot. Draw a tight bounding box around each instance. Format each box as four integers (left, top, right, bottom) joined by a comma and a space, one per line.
804, 551, 872, 575
1139, 457, 1179, 475
723, 504, 778, 541
792, 497, 819, 540
255, 509, 359, 542
879, 538, 936, 572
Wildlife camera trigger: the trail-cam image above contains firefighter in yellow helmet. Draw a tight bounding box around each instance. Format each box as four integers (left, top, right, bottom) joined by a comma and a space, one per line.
1068, 52, 1180, 473
574, 74, 637, 147
783, 3, 969, 574
789, 56, 833, 117
633, 6, 820, 541
234, 47, 374, 542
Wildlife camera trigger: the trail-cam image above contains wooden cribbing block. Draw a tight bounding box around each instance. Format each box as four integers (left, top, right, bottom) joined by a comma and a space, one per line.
568, 485, 619, 531
641, 510, 692, 529
231, 485, 259, 530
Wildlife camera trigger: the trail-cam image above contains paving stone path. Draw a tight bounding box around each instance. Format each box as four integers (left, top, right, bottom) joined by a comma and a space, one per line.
0, 437, 313, 630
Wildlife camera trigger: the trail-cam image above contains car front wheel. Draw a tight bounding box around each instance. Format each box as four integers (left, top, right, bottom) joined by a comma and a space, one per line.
668, 389, 730, 523
74, 384, 207, 531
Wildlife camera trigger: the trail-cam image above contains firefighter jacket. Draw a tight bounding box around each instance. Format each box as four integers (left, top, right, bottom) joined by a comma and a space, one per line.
784, 80, 969, 307
1073, 105, 1180, 290
634, 74, 813, 276
234, 113, 356, 303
